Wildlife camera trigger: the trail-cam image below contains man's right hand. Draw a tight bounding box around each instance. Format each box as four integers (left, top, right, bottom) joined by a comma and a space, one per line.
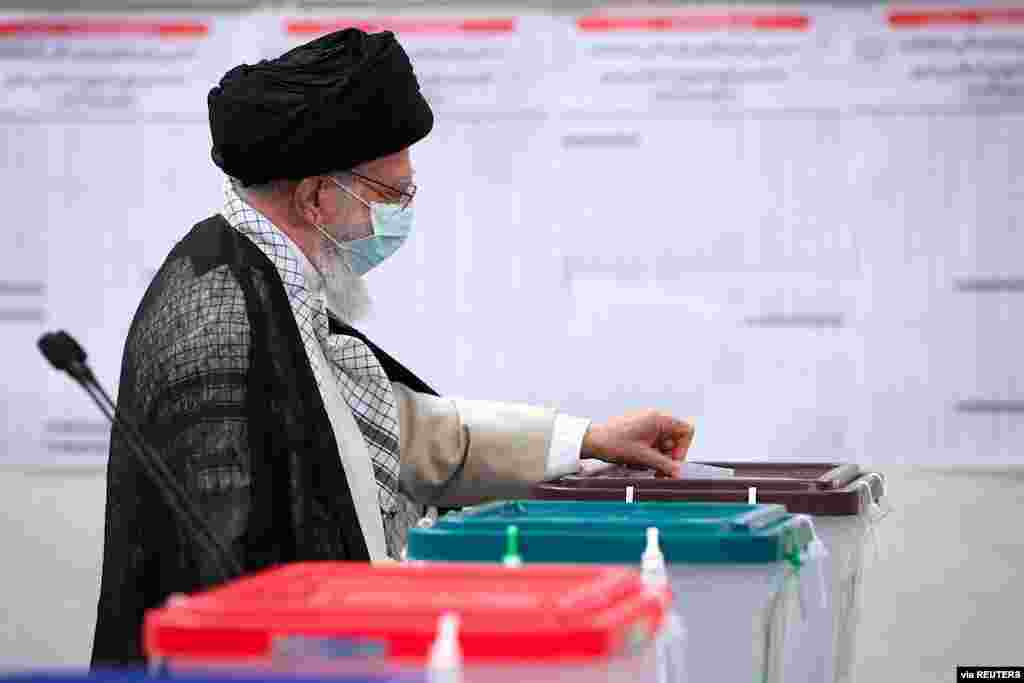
581, 410, 695, 478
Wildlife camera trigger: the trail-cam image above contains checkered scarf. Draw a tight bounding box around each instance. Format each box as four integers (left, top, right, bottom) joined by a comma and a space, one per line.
221, 180, 402, 515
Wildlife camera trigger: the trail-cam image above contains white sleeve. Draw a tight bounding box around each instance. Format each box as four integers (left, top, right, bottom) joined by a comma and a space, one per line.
545, 413, 589, 479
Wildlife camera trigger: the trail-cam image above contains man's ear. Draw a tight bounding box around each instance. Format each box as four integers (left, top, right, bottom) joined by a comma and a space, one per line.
293, 176, 327, 226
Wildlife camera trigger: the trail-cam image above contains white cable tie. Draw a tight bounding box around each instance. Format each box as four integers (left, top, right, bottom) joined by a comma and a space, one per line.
795, 514, 829, 611
641, 526, 668, 588
428, 612, 463, 675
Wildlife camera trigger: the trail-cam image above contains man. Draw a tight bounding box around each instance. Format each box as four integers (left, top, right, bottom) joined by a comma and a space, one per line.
92, 28, 694, 665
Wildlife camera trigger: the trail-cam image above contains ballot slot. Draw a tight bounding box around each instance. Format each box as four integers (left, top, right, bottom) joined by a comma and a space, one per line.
557, 462, 861, 492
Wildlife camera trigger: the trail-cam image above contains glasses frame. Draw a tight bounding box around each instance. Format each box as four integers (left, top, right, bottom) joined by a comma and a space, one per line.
344, 170, 417, 212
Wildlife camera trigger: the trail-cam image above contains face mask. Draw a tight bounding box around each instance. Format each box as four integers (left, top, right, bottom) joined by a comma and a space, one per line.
317, 179, 414, 276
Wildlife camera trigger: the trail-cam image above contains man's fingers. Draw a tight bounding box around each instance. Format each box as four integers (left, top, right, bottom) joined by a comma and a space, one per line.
589, 412, 696, 477
622, 445, 679, 478
664, 416, 695, 459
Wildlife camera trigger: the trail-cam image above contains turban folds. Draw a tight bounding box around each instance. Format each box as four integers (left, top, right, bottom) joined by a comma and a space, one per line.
208, 29, 433, 186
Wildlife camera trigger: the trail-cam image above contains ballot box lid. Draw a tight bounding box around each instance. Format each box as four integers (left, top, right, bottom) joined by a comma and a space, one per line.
531, 463, 884, 516
143, 561, 668, 663
407, 500, 812, 565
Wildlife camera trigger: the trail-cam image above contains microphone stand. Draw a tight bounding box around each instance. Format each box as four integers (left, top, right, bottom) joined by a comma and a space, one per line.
39, 331, 241, 580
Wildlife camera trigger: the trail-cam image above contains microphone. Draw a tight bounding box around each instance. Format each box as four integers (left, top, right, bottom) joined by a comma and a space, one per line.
38, 330, 241, 579
38, 330, 94, 384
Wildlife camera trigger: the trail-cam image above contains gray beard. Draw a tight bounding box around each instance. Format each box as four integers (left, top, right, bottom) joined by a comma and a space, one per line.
319, 240, 373, 324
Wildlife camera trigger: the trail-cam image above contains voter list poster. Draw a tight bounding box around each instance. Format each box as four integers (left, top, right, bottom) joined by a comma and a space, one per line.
544, 5, 1024, 464
0, 14, 252, 466
540, 8, 864, 463
2, 6, 1023, 468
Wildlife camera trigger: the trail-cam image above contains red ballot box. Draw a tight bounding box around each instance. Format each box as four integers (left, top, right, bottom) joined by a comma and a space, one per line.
144, 561, 671, 683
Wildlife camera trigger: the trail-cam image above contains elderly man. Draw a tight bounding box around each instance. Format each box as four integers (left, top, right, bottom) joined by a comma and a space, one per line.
92, 28, 694, 665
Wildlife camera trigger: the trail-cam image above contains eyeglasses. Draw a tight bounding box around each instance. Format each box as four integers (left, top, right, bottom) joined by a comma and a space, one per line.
331, 171, 416, 217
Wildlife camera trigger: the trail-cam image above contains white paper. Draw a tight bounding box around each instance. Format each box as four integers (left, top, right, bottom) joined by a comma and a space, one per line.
679, 462, 736, 478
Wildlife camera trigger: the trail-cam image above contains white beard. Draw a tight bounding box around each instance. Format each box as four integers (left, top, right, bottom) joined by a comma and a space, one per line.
319, 241, 373, 324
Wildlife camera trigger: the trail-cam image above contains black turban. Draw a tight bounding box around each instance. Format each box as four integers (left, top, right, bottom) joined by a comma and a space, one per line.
208, 29, 433, 186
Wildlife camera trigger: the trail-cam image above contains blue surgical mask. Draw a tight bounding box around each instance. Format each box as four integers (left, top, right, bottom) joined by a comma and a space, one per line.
317, 179, 414, 275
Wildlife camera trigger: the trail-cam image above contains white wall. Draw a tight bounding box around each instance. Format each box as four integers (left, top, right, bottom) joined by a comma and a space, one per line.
855, 468, 1024, 681
0, 468, 105, 668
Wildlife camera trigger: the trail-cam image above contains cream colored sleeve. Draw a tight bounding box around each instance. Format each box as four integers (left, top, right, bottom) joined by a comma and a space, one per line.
392, 382, 558, 507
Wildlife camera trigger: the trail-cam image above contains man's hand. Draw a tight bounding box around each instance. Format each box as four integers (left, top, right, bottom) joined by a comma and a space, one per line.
581, 410, 695, 478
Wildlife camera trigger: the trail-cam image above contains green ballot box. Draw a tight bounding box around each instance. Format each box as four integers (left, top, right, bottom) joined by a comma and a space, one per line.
408, 500, 824, 683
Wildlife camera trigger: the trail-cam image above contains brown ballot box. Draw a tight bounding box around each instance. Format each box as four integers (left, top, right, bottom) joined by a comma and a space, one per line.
533, 462, 889, 683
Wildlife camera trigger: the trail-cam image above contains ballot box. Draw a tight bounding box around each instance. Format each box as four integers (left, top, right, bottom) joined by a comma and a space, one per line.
143, 561, 670, 683
533, 462, 889, 683
407, 500, 822, 683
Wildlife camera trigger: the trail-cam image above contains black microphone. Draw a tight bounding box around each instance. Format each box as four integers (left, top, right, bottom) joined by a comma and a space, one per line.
38, 329, 241, 580
38, 330, 95, 384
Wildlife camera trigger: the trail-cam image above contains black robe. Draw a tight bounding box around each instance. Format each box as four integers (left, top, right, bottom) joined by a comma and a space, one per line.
91, 215, 436, 666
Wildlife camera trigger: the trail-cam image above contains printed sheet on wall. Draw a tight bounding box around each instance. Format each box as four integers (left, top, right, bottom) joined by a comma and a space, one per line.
1, 5, 1022, 467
